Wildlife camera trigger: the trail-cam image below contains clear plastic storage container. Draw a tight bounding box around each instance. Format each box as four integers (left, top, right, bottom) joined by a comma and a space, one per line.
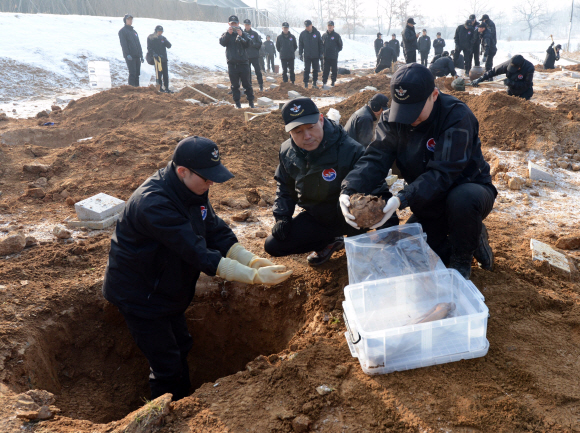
343, 269, 489, 375
344, 224, 445, 284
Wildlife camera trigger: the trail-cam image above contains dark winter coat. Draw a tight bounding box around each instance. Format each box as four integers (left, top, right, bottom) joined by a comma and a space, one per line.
543, 44, 560, 69
103, 162, 237, 319
147, 33, 172, 61
299, 26, 323, 58
341, 94, 492, 218
377, 45, 395, 66
484, 19, 497, 45
387, 39, 400, 58
274, 119, 378, 226
479, 29, 497, 58
374, 38, 384, 55
429, 56, 456, 77
344, 105, 378, 147
119, 25, 143, 59
433, 37, 446, 55
454, 53, 465, 69
245, 28, 263, 59
322, 30, 343, 59
219, 30, 251, 64
276, 32, 298, 59
264, 40, 276, 56
454, 25, 475, 51
481, 58, 535, 97
402, 26, 418, 54
418, 35, 431, 53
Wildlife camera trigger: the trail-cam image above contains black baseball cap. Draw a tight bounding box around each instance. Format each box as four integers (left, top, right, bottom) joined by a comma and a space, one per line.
556, 44, 562, 49
228, 15, 239, 23
282, 22, 289, 27
281, 98, 320, 132
469, 14, 476, 20
407, 18, 416, 24
478, 21, 487, 29
123, 14, 133, 23
304, 20, 312, 26
480, 14, 490, 20
243, 18, 251, 24
172, 136, 233, 183
389, 64, 435, 124
377, 32, 383, 36
328, 20, 334, 26
155, 25, 163, 32
464, 20, 472, 26
392, 33, 396, 36
508, 55, 525, 73
369, 94, 389, 111
436, 32, 441, 35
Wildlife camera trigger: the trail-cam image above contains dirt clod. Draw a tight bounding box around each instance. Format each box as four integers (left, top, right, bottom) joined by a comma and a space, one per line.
232, 210, 251, 222
0, 232, 26, 255
349, 193, 386, 228
292, 414, 312, 432
555, 235, 580, 250
53, 225, 72, 239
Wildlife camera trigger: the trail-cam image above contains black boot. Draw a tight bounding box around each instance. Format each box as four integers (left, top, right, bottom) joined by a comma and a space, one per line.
304, 82, 308, 88
291, 81, 295, 85
449, 251, 473, 280
235, 101, 242, 109
331, 80, 335, 87
307, 238, 344, 267
249, 100, 255, 108
473, 224, 494, 271
312, 81, 318, 89
259, 84, 263, 91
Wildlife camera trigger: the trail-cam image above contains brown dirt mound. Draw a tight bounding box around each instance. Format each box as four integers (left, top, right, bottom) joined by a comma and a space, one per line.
175, 84, 229, 104
335, 73, 391, 96
262, 81, 333, 99
435, 76, 455, 91
333, 90, 387, 126
564, 63, 580, 71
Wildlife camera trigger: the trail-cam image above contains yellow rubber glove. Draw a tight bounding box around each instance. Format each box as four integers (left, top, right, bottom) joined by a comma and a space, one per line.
226, 242, 277, 269
216, 258, 292, 286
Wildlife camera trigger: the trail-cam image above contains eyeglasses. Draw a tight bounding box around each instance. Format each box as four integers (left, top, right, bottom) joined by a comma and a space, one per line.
192, 170, 209, 182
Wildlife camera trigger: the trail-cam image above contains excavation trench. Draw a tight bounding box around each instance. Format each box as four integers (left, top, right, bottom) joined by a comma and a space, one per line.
18, 276, 305, 424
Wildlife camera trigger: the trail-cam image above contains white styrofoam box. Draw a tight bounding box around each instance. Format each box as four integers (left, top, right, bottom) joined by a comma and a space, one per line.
288, 90, 301, 99
343, 269, 489, 375
530, 239, 570, 273
257, 97, 273, 106
216, 84, 228, 89
75, 193, 125, 222
184, 99, 202, 105
88, 61, 112, 89
344, 224, 445, 284
528, 161, 554, 182
266, 76, 276, 83
270, 84, 279, 89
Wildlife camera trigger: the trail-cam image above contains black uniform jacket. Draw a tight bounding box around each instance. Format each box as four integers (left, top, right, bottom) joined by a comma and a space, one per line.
454, 25, 475, 51
433, 38, 446, 55
245, 28, 263, 59
264, 40, 276, 56
342, 94, 493, 217
482, 59, 535, 96
479, 29, 496, 57
322, 30, 343, 59
119, 25, 143, 58
273, 119, 380, 226
402, 26, 418, 53
387, 39, 400, 57
344, 105, 377, 147
276, 32, 298, 59
299, 26, 323, 58
219, 30, 251, 63
418, 35, 431, 53
103, 162, 237, 319
377, 45, 395, 66
429, 57, 456, 77
147, 33, 172, 61
543, 44, 560, 69
374, 38, 383, 55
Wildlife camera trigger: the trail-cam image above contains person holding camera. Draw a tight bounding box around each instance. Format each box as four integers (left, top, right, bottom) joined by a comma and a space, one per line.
219, 15, 255, 108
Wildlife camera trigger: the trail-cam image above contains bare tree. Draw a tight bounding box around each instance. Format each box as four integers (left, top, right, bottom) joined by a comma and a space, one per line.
513, 0, 551, 40
337, 0, 363, 39
268, 0, 302, 27
461, 0, 486, 21
394, 0, 422, 29
382, 0, 397, 36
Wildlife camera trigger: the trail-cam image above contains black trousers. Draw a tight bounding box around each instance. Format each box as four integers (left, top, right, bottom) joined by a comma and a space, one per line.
483, 51, 496, 71
404, 50, 416, 64
125, 58, 141, 87
120, 309, 193, 401
510, 87, 534, 100
375, 63, 391, 73
420, 51, 429, 66
471, 44, 480, 66
249, 57, 263, 85
322, 58, 338, 84
454, 48, 472, 72
228, 62, 254, 103
281, 58, 295, 82
264, 210, 399, 257
155, 59, 169, 89
303, 57, 320, 84
406, 183, 496, 265
267, 54, 275, 71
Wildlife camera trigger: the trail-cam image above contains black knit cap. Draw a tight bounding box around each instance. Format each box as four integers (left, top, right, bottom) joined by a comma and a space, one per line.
172, 136, 234, 183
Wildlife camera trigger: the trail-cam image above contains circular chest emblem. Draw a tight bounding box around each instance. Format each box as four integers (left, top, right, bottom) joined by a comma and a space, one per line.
518, 74, 523, 80
322, 168, 337, 182
426, 138, 436, 152
201, 206, 207, 220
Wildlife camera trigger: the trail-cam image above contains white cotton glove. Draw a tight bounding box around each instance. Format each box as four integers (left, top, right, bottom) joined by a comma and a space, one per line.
370, 196, 401, 230
217, 258, 292, 286
226, 243, 277, 269
339, 194, 360, 229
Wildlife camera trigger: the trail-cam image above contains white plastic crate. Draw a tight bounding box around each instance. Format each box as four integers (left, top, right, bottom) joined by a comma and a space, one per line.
343, 269, 489, 375
344, 224, 445, 284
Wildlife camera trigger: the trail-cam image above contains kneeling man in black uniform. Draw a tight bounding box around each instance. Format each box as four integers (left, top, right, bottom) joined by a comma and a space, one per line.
264, 98, 397, 266
472, 54, 534, 100
340, 64, 496, 279
103, 137, 291, 401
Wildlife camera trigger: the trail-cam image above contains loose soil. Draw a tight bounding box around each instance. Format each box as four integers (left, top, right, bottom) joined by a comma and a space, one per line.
0, 75, 579, 433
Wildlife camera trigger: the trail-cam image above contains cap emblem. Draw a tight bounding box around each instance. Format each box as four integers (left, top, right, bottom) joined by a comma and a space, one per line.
211, 148, 220, 161
289, 104, 304, 116
394, 86, 409, 100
